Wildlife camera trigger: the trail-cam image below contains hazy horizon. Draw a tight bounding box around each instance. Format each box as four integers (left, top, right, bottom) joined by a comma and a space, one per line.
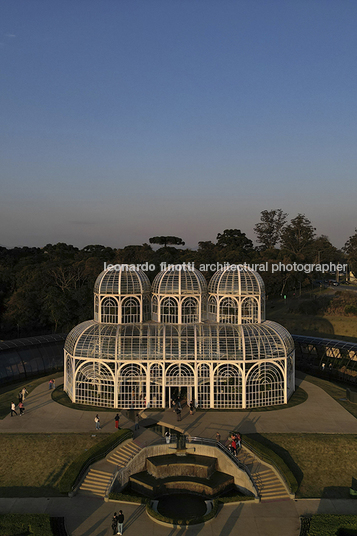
1, 0, 357, 251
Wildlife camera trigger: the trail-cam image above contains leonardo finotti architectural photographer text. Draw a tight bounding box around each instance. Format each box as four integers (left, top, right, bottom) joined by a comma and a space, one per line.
103, 261, 347, 274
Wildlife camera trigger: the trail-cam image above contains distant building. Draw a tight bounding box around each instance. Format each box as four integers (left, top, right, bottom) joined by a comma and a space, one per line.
64, 266, 295, 409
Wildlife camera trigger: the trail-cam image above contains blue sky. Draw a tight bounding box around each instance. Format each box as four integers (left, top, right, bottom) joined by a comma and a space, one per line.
1, 0, 357, 249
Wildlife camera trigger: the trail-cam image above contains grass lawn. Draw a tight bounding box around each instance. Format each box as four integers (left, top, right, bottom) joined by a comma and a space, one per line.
0, 433, 111, 497
267, 299, 357, 342
251, 433, 357, 498
0, 372, 64, 420
0, 514, 54, 536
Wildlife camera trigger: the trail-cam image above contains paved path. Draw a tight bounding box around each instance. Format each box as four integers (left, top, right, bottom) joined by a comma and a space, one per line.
143, 374, 357, 436
1, 374, 357, 535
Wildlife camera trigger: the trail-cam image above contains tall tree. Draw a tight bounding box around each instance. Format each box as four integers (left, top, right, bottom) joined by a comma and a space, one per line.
149, 236, 185, 248
254, 209, 288, 250
344, 229, 357, 276
280, 214, 316, 257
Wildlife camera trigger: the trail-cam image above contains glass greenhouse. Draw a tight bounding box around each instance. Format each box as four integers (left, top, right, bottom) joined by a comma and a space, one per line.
64, 266, 295, 409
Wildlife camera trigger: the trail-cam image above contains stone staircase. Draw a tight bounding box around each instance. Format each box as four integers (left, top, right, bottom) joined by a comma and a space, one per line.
78, 440, 142, 497
78, 469, 113, 496
237, 448, 290, 502
107, 440, 142, 468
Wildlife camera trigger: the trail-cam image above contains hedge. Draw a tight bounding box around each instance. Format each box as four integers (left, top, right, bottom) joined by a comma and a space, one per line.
307, 515, 357, 536
243, 435, 298, 494
58, 428, 132, 494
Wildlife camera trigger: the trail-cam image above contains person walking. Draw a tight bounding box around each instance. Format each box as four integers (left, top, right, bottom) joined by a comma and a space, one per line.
117, 510, 124, 535
165, 430, 171, 444
114, 414, 120, 429
49, 379, 53, 390
111, 512, 118, 535
94, 414, 101, 430
134, 413, 139, 431
189, 400, 194, 415
52, 379, 56, 389
11, 402, 17, 416
216, 432, 221, 443
21, 387, 28, 401
19, 402, 25, 416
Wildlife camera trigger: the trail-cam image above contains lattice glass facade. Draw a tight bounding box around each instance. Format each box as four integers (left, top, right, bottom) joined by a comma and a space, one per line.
64, 266, 295, 409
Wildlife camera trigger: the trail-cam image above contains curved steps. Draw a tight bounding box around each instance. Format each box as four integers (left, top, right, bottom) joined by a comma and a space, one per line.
237, 449, 291, 502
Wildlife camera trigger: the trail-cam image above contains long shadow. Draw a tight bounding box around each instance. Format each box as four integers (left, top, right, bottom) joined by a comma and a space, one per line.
218, 503, 244, 536
246, 432, 303, 489
123, 504, 146, 530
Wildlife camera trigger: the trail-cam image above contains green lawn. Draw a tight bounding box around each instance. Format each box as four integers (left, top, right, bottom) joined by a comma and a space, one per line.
0, 514, 54, 536
248, 433, 357, 498
0, 433, 111, 497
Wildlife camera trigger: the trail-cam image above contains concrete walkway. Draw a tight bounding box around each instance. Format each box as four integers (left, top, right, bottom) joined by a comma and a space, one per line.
1, 374, 357, 535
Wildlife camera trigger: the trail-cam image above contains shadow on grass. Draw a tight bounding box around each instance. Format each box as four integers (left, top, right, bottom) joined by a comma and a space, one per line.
321, 486, 351, 499
245, 432, 304, 490
0, 486, 64, 498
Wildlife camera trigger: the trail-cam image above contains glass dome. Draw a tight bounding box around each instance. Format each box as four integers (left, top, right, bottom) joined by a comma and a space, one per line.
208, 266, 265, 296
94, 266, 151, 295
152, 267, 207, 295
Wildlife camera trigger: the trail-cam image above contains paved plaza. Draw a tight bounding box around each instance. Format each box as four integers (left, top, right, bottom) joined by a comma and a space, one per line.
0, 373, 357, 535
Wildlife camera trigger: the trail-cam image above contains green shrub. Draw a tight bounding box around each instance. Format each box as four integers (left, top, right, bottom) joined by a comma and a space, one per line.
345, 305, 357, 316
109, 491, 148, 504
57, 429, 132, 493
308, 514, 357, 536
243, 435, 298, 494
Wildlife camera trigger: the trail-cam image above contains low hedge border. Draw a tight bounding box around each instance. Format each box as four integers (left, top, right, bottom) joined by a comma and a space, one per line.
302, 514, 357, 536
243, 435, 298, 495
58, 429, 132, 494
146, 498, 219, 526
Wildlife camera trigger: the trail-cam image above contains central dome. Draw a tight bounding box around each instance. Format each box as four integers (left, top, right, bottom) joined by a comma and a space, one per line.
152, 267, 207, 295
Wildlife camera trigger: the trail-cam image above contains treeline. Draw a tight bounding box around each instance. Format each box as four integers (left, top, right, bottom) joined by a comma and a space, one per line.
0, 210, 356, 339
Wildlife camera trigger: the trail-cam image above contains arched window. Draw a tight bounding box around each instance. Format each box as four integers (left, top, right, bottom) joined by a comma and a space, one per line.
246, 362, 284, 408
242, 297, 259, 323
152, 295, 158, 322
208, 295, 217, 322
118, 363, 146, 409
182, 297, 199, 323
122, 297, 140, 324
219, 297, 238, 324
101, 297, 118, 323
213, 363, 242, 408
143, 296, 151, 321
161, 297, 178, 323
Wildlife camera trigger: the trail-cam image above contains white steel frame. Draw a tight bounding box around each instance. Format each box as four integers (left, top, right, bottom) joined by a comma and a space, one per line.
64, 266, 295, 410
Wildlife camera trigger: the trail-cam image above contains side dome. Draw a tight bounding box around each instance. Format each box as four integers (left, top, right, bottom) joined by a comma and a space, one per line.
208, 266, 265, 296
94, 266, 151, 295
208, 266, 265, 324
152, 267, 207, 323
94, 266, 151, 324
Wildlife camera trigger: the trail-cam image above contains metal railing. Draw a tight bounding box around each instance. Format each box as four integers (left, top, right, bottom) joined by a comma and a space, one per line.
72, 429, 133, 492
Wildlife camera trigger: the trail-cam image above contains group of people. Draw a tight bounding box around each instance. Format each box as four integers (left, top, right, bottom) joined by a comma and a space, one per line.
111, 510, 124, 535
229, 431, 242, 456
171, 398, 195, 421
10, 387, 28, 416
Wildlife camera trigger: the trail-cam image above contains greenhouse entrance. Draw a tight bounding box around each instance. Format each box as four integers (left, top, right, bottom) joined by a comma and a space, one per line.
166, 386, 195, 408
